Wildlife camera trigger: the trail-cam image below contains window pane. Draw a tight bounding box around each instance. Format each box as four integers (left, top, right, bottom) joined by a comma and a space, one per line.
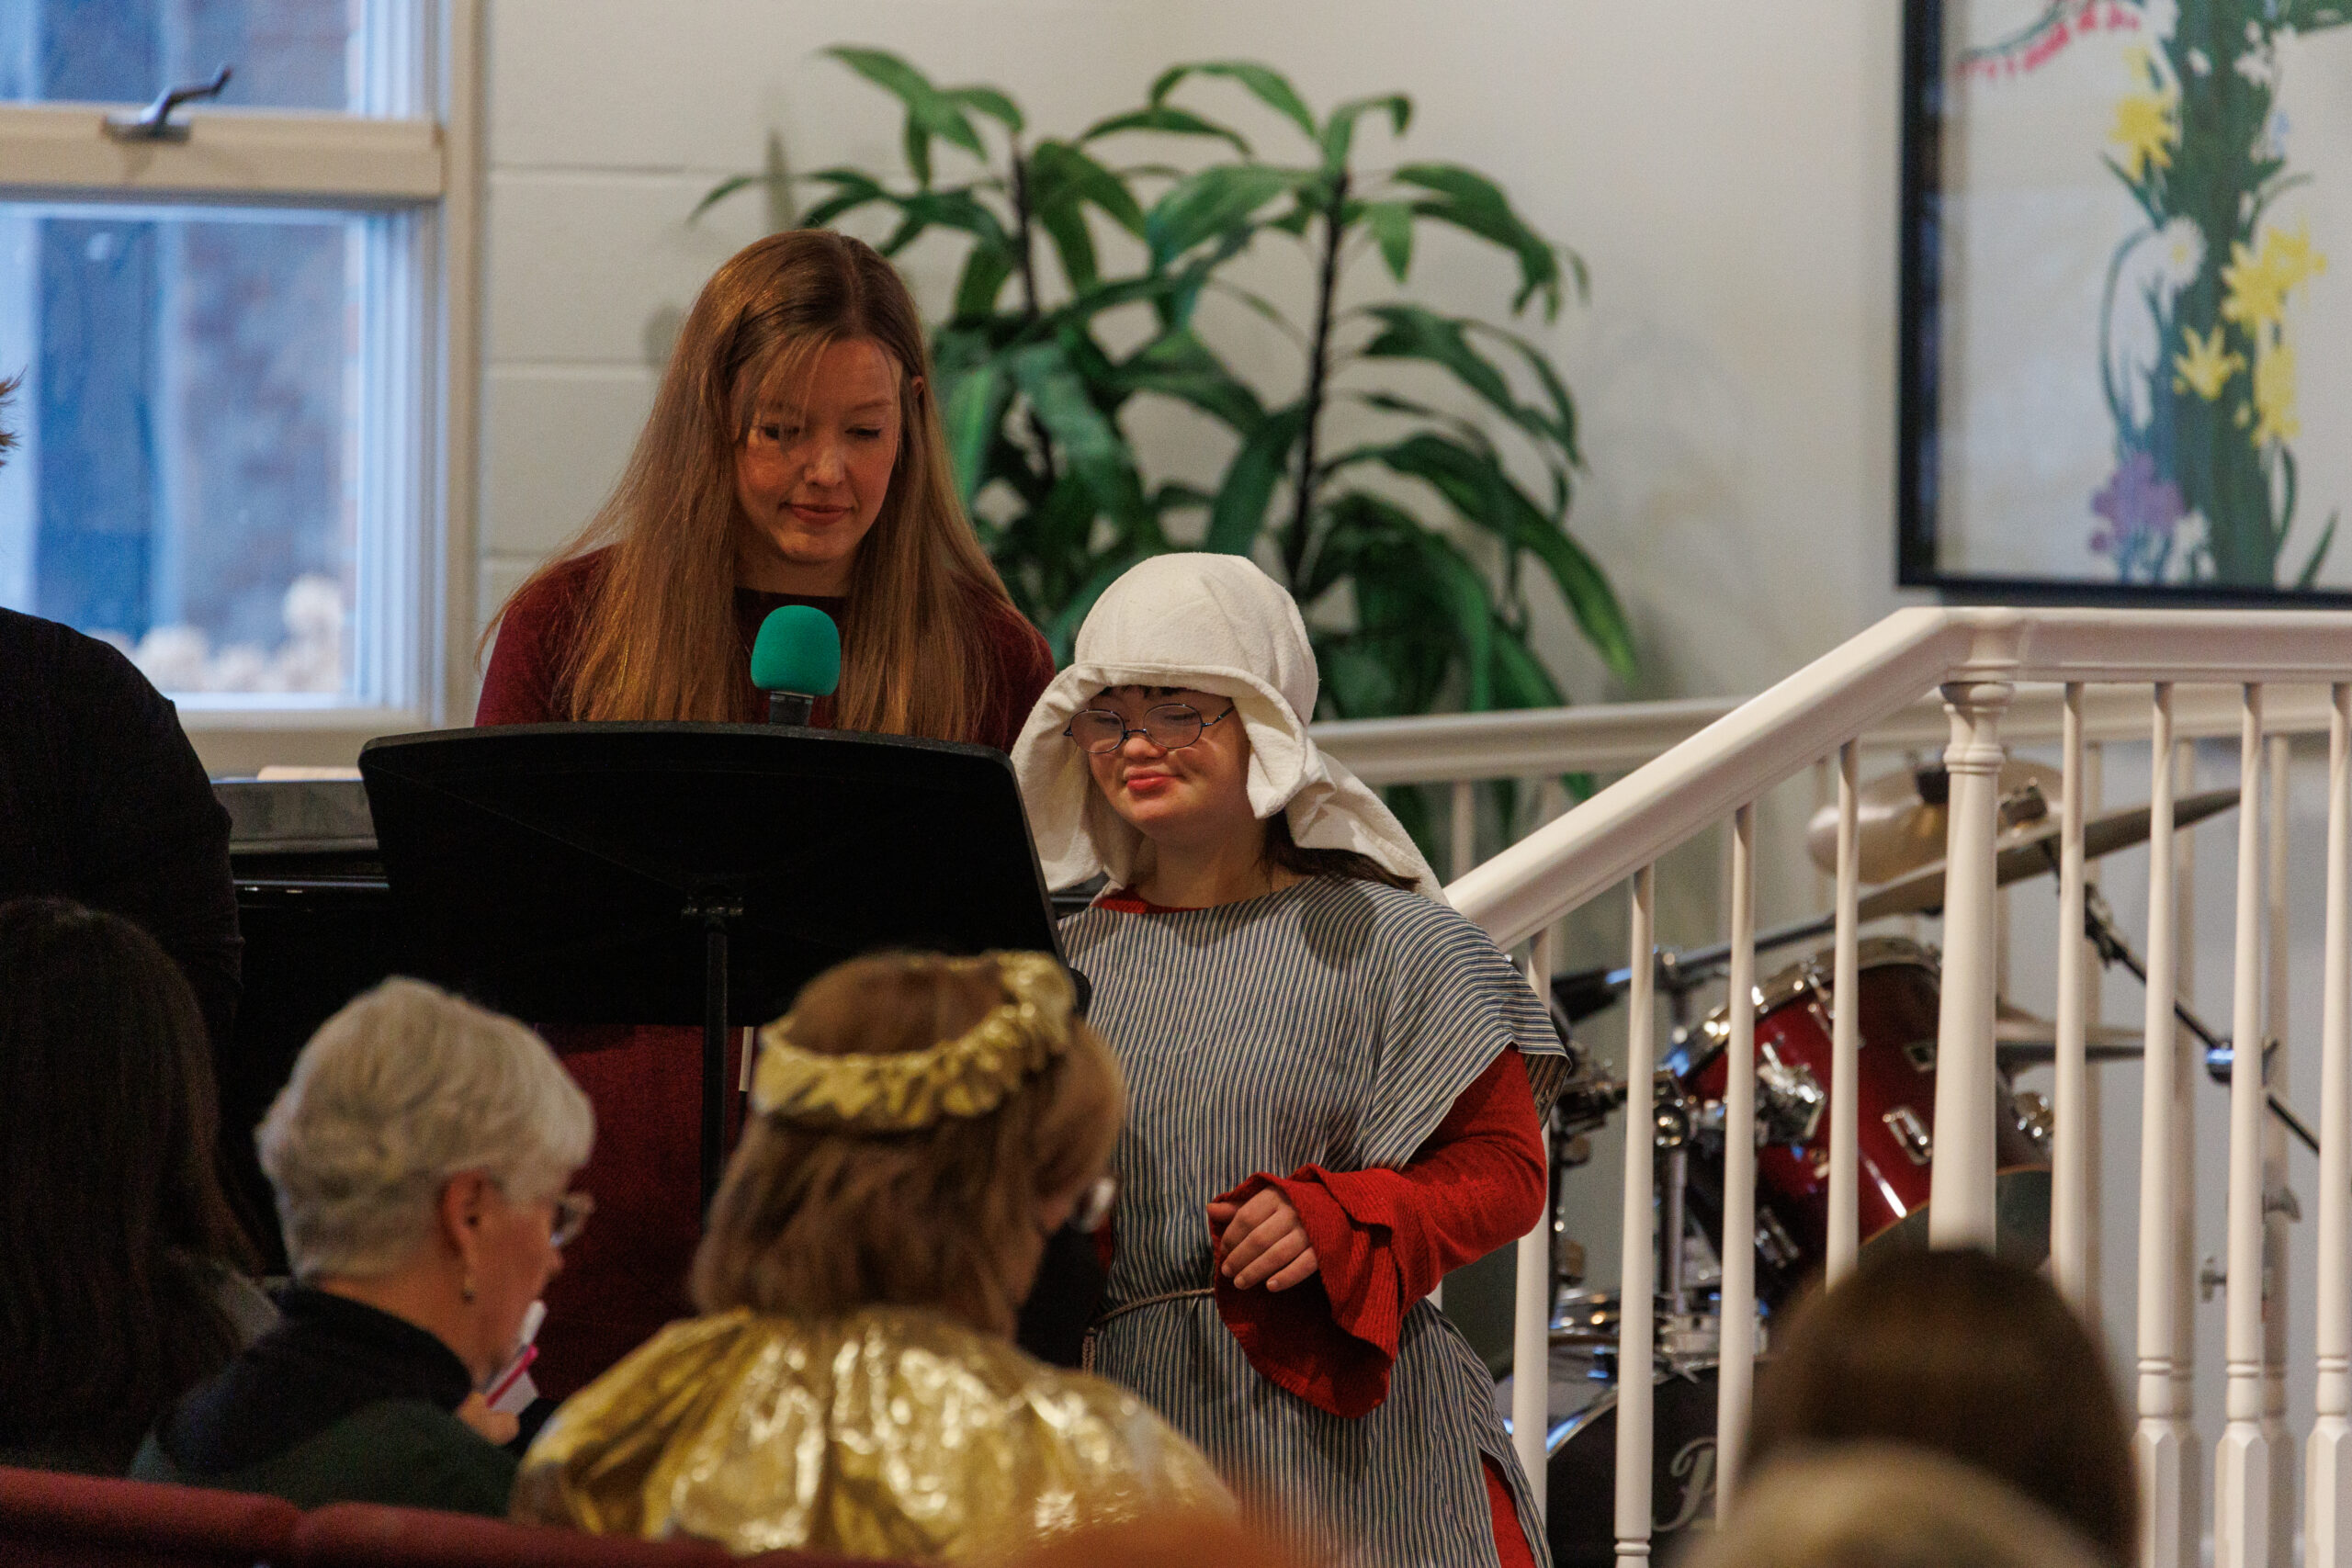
0, 204, 399, 702
0, 0, 378, 115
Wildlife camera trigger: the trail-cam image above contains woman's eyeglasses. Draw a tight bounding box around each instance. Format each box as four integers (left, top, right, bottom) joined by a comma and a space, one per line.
1065, 702, 1235, 755
550, 1191, 595, 1249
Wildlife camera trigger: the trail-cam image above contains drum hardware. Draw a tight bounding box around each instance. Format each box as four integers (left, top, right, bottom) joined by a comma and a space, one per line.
1882, 1105, 1933, 1165
2012, 1089, 2054, 1156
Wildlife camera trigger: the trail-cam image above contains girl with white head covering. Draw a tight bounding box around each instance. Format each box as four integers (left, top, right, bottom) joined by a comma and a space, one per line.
1012, 553, 1568, 1568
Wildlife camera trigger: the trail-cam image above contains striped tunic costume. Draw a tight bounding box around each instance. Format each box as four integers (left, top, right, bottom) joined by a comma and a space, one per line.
1065, 874, 1567, 1568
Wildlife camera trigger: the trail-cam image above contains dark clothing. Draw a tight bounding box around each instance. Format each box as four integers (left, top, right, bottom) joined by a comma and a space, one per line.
133, 1289, 514, 1516
475, 548, 1057, 1393
0, 607, 241, 1045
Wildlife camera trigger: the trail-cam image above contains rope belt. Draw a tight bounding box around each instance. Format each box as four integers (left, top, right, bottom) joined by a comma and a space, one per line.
1079, 1285, 1214, 1373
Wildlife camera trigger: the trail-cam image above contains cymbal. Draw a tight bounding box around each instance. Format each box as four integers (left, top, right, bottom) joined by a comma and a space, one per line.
1854, 787, 2239, 921
1805, 761, 2064, 884
1993, 998, 2145, 1060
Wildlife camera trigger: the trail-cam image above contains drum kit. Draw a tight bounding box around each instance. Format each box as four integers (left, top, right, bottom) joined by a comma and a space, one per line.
1516, 761, 2284, 1568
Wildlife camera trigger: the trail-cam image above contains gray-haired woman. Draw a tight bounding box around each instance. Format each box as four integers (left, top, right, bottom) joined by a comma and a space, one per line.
132, 977, 594, 1515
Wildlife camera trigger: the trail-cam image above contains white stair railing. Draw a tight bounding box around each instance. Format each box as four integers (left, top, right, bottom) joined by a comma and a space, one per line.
1412, 606, 2352, 1568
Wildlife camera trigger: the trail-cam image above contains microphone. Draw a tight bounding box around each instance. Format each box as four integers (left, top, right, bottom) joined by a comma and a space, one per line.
750, 605, 842, 726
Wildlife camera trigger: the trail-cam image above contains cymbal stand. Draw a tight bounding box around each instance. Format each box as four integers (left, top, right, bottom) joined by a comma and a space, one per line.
2075, 882, 2317, 1153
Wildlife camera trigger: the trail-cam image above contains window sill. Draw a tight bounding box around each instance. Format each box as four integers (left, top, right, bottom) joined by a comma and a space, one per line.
175, 705, 436, 777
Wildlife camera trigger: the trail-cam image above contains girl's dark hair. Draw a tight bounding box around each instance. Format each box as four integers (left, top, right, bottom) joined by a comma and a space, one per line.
0, 897, 256, 1471
1745, 1247, 2136, 1565
1261, 809, 1418, 890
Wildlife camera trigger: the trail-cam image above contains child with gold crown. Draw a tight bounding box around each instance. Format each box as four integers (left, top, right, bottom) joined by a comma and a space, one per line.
514, 950, 1228, 1558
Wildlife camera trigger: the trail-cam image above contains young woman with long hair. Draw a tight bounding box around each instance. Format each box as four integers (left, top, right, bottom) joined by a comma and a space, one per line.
0, 897, 268, 1473
477, 231, 1055, 1390
1009, 554, 1568, 1568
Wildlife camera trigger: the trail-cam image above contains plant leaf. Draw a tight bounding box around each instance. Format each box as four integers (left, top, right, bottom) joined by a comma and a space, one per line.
1357, 199, 1416, 282
796, 168, 895, 229
2298, 511, 2340, 590
946, 85, 1023, 133
1145, 164, 1311, 267
827, 47, 987, 187
1112, 329, 1267, 431
876, 189, 1013, 257
1320, 94, 1411, 172
1007, 339, 1148, 526
1356, 433, 1635, 682
940, 359, 1011, 503
1028, 140, 1148, 237
1150, 61, 1317, 142
1357, 304, 1579, 473
1204, 402, 1308, 553
950, 245, 1014, 321
1393, 162, 1565, 319
1079, 106, 1252, 157
691, 173, 762, 222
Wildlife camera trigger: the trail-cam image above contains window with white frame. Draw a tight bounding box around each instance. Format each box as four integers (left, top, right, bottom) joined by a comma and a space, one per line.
0, 0, 473, 731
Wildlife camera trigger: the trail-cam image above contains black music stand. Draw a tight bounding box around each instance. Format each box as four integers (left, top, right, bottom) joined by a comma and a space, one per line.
357, 723, 1064, 1212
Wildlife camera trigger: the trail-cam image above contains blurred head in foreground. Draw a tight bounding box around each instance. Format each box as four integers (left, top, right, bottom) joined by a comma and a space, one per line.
1688, 1446, 2108, 1568
694, 948, 1124, 1334
515, 952, 1229, 1558
1747, 1247, 2135, 1563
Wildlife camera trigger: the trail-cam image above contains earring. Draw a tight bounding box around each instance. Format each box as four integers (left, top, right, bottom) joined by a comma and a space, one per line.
461, 1270, 478, 1304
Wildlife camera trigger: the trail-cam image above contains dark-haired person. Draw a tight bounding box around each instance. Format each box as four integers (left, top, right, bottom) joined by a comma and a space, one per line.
475, 231, 1054, 1391
1744, 1246, 2137, 1565
0, 897, 270, 1474
0, 374, 243, 1050
514, 951, 1227, 1558
1009, 554, 1569, 1568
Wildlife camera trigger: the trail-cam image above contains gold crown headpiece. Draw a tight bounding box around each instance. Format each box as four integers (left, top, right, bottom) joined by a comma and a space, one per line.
750, 952, 1076, 1132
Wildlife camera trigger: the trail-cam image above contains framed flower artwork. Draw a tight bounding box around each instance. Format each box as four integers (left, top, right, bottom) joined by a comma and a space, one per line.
1899, 0, 2352, 602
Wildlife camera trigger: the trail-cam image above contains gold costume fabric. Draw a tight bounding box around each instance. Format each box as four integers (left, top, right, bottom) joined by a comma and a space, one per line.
513, 1306, 1232, 1560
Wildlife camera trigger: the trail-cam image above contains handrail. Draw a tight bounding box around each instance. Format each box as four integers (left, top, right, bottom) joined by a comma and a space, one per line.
1315, 656, 2348, 792
1446, 606, 2352, 949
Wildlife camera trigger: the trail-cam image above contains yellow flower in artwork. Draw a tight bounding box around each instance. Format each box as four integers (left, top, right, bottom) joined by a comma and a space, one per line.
2172, 325, 2245, 400
2264, 221, 2328, 292
2251, 343, 2300, 446
2222, 224, 2329, 333
2110, 89, 2178, 182
2221, 240, 2289, 330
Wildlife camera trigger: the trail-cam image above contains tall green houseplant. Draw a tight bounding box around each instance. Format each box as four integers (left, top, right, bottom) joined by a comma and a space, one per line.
704, 51, 1633, 847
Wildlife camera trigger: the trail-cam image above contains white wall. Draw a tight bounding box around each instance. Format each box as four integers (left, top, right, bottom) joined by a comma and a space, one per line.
477, 0, 1927, 714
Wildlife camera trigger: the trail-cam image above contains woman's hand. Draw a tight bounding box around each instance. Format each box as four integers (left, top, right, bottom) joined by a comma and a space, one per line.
457, 1390, 520, 1447
1208, 1189, 1320, 1292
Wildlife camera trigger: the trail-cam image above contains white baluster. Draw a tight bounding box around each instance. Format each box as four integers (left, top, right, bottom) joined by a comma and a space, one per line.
2218, 687, 2273, 1568
1513, 929, 1554, 1511
1717, 804, 1758, 1513
2265, 729, 2293, 1566
1929, 681, 2013, 1247
2139, 684, 2195, 1568
2085, 739, 2107, 1319
1828, 739, 1862, 1283
2054, 682, 2091, 1306
2308, 683, 2352, 1568
1616, 866, 1658, 1568
1452, 779, 1477, 882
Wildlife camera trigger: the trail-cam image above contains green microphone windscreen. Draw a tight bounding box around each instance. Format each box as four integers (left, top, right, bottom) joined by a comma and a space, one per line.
749, 605, 842, 696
